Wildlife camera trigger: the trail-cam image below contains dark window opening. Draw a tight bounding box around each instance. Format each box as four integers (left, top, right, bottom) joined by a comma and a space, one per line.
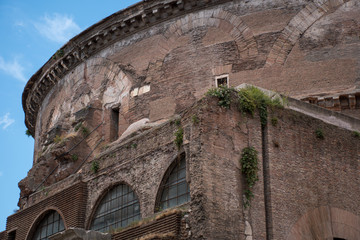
90, 184, 141, 233
339, 95, 349, 109
110, 107, 119, 141
334, 238, 346, 240
355, 94, 360, 108
8, 230, 16, 240
32, 210, 65, 240
156, 154, 190, 211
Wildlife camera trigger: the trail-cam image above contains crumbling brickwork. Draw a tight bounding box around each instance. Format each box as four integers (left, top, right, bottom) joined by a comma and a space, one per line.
3, 0, 360, 239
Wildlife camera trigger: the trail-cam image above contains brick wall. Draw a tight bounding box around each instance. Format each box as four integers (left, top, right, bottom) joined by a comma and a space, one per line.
267, 108, 360, 239
6, 181, 87, 240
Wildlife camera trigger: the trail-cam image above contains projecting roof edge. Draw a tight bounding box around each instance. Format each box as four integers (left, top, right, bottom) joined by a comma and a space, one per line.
22, 0, 232, 135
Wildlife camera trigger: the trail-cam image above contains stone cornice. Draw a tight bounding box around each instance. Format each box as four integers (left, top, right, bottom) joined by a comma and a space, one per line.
22, 0, 233, 135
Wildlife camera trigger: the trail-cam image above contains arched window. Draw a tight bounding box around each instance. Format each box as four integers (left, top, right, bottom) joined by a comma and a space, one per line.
32, 210, 65, 240
90, 184, 141, 232
157, 155, 190, 211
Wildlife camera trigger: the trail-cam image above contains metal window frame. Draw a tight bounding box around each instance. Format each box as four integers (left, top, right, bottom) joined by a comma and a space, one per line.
90, 184, 141, 232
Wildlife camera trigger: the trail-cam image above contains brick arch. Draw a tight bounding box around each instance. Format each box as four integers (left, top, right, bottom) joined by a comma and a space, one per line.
85, 181, 142, 230
25, 207, 67, 240
265, 0, 351, 66
286, 206, 360, 240
154, 152, 188, 213
163, 9, 258, 58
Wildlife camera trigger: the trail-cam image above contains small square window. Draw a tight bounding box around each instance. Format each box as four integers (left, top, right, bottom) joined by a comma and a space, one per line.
215, 74, 229, 87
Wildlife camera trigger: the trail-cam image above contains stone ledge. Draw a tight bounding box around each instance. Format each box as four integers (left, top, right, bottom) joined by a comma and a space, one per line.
49, 228, 110, 240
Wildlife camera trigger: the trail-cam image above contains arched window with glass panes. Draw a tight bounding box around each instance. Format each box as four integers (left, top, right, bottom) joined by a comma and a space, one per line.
32, 210, 65, 240
90, 184, 141, 232
156, 154, 190, 211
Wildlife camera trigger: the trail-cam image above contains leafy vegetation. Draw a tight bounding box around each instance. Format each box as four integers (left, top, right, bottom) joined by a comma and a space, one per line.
206, 85, 284, 127
315, 129, 324, 139
25, 129, 32, 137
206, 85, 234, 108
91, 160, 100, 173
74, 122, 83, 132
352, 131, 360, 138
71, 154, 78, 161
192, 115, 199, 125
53, 135, 63, 143
52, 49, 64, 59
271, 117, 278, 126
174, 127, 184, 150
240, 146, 259, 208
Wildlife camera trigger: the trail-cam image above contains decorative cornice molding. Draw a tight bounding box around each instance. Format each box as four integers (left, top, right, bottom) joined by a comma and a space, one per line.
22, 0, 233, 135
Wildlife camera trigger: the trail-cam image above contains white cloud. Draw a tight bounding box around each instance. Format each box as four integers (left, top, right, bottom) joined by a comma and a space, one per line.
0, 113, 15, 130
0, 57, 26, 82
14, 20, 25, 27
34, 13, 81, 44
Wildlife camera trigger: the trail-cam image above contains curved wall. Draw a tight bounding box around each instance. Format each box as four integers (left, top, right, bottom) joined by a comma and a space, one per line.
29, 0, 360, 161
19, 0, 360, 209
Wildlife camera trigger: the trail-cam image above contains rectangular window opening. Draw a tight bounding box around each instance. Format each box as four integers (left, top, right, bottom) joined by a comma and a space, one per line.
110, 107, 119, 141
8, 230, 16, 240
215, 74, 229, 87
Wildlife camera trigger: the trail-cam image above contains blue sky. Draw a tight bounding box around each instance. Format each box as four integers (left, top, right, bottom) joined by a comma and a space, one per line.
0, 0, 139, 231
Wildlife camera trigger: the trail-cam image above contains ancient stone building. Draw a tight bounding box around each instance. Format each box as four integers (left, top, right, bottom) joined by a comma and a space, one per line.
1, 0, 360, 239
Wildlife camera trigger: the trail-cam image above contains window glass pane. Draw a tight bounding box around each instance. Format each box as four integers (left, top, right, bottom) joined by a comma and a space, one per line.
178, 194, 188, 205
178, 182, 187, 195
47, 224, 53, 236
169, 185, 177, 198
161, 188, 169, 201
178, 168, 186, 179
33, 210, 64, 240
90, 184, 141, 232
54, 212, 59, 222
169, 198, 177, 208
128, 205, 134, 217
134, 204, 140, 214
59, 218, 64, 231
40, 227, 46, 239
158, 157, 190, 211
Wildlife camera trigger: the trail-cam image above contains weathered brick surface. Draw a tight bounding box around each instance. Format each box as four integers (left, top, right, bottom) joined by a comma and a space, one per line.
6, 182, 87, 240
267, 108, 360, 239
6, 0, 360, 239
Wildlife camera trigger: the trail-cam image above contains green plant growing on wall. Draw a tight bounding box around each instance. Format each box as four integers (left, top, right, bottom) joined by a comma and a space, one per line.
53, 135, 63, 143
81, 126, 90, 136
25, 129, 32, 137
174, 127, 184, 150
352, 131, 360, 138
52, 49, 64, 59
192, 115, 199, 125
271, 117, 278, 126
315, 129, 324, 139
71, 154, 78, 161
74, 122, 83, 132
206, 85, 234, 108
237, 86, 283, 127
206, 85, 284, 127
240, 146, 259, 208
91, 160, 100, 173
174, 119, 181, 126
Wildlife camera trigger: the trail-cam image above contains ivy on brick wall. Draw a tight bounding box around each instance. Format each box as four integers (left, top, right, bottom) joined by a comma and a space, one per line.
240, 146, 259, 208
